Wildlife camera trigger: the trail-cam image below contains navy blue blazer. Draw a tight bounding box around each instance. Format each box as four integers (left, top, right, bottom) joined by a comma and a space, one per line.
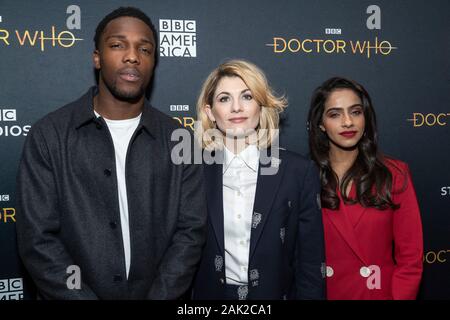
192, 148, 326, 300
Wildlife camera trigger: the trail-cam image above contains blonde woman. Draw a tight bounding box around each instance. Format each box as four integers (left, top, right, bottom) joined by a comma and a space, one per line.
191, 59, 325, 300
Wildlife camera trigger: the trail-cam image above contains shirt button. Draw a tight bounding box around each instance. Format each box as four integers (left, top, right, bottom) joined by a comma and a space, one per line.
360, 266, 371, 278
109, 221, 117, 229
113, 275, 122, 282
219, 278, 225, 284
237, 214, 242, 219
104, 169, 112, 176
240, 240, 245, 246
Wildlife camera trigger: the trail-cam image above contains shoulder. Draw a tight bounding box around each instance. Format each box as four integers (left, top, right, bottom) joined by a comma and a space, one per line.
382, 156, 412, 191
28, 94, 85, 138
271, 148, 318, 183
383, 156, 409, 177
274, 148, 320, 192
277, 147, 315, 170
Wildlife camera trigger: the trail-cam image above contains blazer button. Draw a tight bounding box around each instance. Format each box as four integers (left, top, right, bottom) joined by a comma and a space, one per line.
360, 266, 371, 278
113, 275, 122, 282
109, 221, 117, 229
104, 169, 112, 176
95, 122, 102, 130
219, 278, 225, 285
326, 266, 334, 277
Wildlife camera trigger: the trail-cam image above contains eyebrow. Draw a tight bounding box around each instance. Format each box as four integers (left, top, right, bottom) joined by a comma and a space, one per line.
215, 88, 251, 98
105, 34, 154, 45
325, 104, 363, 112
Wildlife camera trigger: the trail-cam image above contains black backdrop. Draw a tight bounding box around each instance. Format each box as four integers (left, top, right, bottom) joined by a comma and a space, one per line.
0, 0, 448, 300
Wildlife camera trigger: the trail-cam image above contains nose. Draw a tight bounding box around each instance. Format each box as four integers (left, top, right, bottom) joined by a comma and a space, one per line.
123, 47, 140, 64
342, 112, 353, 127
231, 99, 243, 113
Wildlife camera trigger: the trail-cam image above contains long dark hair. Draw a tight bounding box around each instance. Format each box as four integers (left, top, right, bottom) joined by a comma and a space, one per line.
307, 77, 400, 210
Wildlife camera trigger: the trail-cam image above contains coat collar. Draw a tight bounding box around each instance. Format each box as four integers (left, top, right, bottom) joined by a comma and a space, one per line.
73, 86, 159, 138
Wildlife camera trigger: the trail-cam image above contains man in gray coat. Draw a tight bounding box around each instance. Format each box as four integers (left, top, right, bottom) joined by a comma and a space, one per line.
15, 7, 207, 299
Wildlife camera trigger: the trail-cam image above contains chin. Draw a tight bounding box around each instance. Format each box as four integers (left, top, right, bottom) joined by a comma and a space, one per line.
338, 142, 359, 150
330, 138, 358, 150
113, 87, 144, 101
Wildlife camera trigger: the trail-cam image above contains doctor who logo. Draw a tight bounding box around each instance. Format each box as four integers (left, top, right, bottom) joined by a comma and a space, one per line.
0, 26, 83, 51
0, 207, 16, 223
0, 6, 82, 52
173, 117, 195, 131
407, 113, 450, 127
159, 19, 197, 57
266, 6, 395, 58
423, 249, 450, 264
0, 278, 23, 300
266, 37, 397, 58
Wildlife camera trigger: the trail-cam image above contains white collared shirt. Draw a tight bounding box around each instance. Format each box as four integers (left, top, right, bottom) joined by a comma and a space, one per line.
95, 110, 141, 279
222, 144, 259, 285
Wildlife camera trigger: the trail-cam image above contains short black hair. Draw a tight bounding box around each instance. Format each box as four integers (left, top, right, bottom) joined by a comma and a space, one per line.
94, 6, 158, 50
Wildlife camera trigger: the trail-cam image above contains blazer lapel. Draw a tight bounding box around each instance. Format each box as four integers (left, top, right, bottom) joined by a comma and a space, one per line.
347, 182, 366, 228
249, 154, 284, 260
204, 160, 225, 254
326, 193, 369, 265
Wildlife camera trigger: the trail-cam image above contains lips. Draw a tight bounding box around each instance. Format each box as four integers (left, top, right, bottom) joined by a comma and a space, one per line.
118, 68, 141, 82
339, 131, 358, 138
229, 117, 248, 124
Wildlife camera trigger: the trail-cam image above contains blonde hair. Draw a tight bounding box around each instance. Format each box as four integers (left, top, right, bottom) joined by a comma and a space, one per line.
195, 59, 287, 151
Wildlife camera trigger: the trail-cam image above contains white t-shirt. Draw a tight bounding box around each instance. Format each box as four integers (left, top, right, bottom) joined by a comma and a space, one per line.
95, 111, 141, 279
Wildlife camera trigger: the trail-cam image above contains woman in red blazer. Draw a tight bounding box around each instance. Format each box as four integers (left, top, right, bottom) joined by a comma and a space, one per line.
307, 77, 423, 300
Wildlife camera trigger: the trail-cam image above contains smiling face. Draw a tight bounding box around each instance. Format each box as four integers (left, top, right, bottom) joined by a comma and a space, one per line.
320, 88, 366, 151
93, 16, 155, 102
205, 76, 261, 137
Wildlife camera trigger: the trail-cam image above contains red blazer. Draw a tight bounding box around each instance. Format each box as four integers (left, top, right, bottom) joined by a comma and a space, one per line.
323, 159, 423, 300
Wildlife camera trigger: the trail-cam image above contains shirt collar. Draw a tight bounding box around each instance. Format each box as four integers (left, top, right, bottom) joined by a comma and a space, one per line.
223, 144, 259, 174
74, 86, 158, 138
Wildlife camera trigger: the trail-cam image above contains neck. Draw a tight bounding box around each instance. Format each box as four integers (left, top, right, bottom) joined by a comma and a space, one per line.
94, 82, 144, 120
224, 138, 248, 154
329, 144, 359, 181
223, 129, 259, 154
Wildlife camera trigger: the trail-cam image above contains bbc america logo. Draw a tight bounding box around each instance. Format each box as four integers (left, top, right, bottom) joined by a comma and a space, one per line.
0, 278, 24, 300
159, 19, 197, 57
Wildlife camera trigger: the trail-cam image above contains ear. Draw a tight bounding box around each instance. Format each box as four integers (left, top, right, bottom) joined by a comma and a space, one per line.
93, 50, 101, 70
204, 105, 216, 123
